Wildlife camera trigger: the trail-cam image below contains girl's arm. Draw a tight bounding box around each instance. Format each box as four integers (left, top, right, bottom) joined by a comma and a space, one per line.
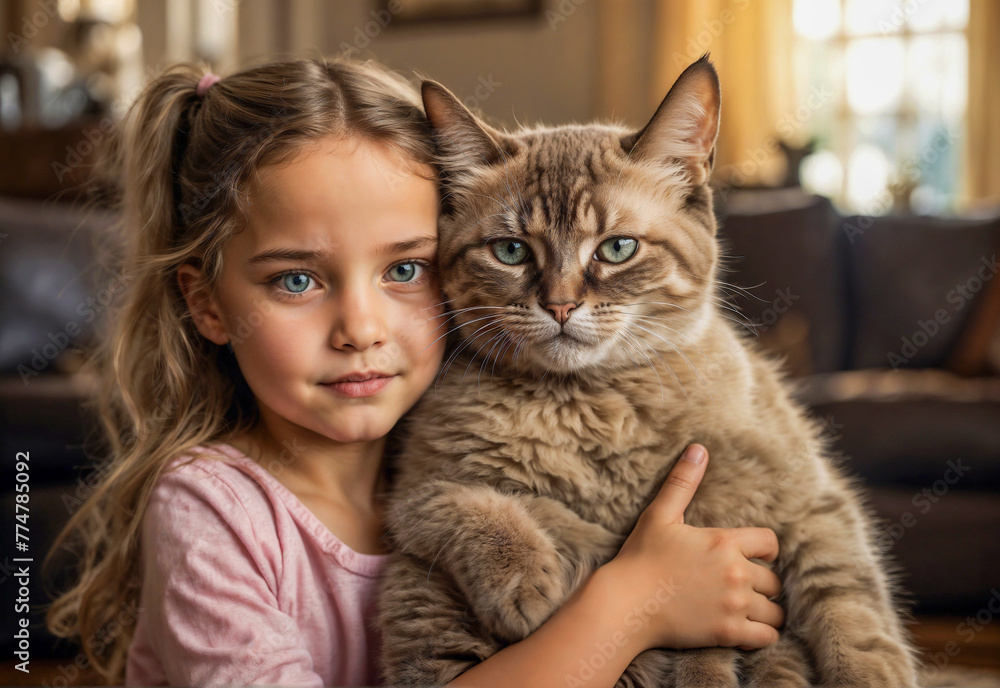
446, 444, 784, 688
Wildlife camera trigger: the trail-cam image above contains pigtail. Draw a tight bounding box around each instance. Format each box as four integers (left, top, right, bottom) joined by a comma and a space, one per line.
42, 64, 239, 685
41, 55, 439, 685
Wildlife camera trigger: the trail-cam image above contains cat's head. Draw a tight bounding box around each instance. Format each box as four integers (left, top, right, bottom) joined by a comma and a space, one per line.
423, 56, 721, 377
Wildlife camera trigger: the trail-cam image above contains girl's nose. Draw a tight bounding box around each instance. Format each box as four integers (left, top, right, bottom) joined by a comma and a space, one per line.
329, 286, 389, 352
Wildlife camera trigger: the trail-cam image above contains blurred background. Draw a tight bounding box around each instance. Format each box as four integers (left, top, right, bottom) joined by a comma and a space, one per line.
0, 0, 998, 684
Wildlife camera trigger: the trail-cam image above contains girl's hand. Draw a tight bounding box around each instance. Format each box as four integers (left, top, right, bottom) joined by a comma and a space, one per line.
597, 444, 785, 652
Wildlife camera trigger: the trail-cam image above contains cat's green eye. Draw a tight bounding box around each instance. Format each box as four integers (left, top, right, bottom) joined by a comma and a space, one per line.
492, 239, 530, 265
596, 237, 638, 264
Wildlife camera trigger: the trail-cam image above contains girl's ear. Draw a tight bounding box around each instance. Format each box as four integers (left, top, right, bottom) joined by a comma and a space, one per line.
176, 263, 230, 346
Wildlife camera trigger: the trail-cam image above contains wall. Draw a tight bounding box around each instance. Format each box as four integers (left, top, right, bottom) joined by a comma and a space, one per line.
128, 0, 663, 132
318, 1, 601, 131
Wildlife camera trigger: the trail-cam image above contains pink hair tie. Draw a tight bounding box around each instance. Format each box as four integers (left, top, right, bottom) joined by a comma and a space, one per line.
197, 72, 221, 97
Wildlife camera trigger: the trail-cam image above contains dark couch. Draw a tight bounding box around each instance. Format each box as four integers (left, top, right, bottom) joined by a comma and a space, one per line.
716, 188, 1000, 615
2, 190, 999, 663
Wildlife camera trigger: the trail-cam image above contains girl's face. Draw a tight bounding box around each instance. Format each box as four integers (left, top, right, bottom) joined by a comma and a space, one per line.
180, 137, 446, 445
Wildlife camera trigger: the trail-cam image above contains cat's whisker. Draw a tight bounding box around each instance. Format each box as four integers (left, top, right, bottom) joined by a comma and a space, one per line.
511, 332, 529, 368
489, 330, 520, 388
478, 330, 511, 388
418, 311, 511, 357
424, 529, 462, 582
437, 318, 506, 382
465, 330, 507, 389
435, 319, 509, 390
423, 305, 509, 328
627, 321, 714, 407
618, 329, 671, 403
419, 297, 458, 311
630, 299, 760, 337
447, 320, 513, 383
611, 330, 643, 374
626, 318, 706, 381
623, 314, 714, 366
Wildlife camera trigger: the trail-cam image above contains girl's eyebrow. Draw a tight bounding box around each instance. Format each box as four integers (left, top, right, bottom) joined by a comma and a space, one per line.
247, 248, 330, 265
376, 235, 437, 257
247, 236, 437, 265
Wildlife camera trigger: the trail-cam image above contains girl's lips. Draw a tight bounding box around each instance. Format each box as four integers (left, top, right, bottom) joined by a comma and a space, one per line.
321, 375, 395, 398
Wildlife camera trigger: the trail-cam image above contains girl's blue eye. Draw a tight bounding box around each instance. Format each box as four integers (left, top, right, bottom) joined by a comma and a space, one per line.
282, 273, 313, 293
388, 262, 420, 283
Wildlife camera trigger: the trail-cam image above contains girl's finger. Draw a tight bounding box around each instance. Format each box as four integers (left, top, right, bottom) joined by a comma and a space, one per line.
732, 527, 780, 562
750, 565, 783, 599
650, 444, 709, 524
747, 596, 786, 631
734, 620, 780, 650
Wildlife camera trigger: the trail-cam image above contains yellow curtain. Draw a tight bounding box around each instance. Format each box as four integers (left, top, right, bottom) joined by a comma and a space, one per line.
649, 0, 796, 186
966, 0, 1000, 207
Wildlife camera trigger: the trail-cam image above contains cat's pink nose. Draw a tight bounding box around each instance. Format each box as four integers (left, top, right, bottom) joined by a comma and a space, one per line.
546, 302, 578, 325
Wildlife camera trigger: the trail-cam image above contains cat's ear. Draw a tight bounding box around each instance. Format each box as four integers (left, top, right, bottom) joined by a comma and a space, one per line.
620, 55, 721, 186
421, 80, 513, 168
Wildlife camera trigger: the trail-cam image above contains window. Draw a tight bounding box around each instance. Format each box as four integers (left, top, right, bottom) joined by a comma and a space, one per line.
792, 0, 968, 214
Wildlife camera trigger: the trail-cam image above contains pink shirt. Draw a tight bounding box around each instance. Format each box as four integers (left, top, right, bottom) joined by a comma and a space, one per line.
125, 442, 391, 686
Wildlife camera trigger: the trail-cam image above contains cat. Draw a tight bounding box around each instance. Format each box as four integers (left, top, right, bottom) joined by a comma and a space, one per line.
375, 56, 921, 688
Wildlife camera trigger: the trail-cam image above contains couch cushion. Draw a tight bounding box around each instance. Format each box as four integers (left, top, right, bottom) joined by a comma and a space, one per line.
716, 189, 848, 374
0, 196, 119, 379
839, 214, 1000, 371
797, 369, 1000, 490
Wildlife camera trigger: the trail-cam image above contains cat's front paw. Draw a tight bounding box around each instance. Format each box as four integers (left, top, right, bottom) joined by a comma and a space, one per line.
741, 636, 812, 688
474, 541, 568, 642
820, 642, 920, 688
672, 647, 740, 688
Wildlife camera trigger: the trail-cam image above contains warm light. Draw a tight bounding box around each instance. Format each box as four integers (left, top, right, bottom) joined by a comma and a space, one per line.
847, 144, 891, 211
845, 0, 901, 35
58, 0, 81, 22
793, 0, 841, 41
801, 150, 844, 198
846, 38, 905, 114
907, 0, 969, 31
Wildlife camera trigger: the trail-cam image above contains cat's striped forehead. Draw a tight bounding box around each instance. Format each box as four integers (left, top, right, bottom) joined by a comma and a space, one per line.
448, 123, 713, 243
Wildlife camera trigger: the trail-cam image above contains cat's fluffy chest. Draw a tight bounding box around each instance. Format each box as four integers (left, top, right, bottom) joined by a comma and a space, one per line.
404, 340, 815, 535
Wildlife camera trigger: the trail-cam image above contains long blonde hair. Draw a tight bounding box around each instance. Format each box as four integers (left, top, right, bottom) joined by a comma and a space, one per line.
43, 54, 437, 684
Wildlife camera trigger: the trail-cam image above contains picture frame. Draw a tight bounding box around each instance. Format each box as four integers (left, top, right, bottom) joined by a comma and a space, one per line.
376, 0, 544, 25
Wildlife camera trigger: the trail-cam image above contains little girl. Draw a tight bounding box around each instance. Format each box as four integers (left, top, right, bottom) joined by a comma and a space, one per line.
44, 55, 784, 687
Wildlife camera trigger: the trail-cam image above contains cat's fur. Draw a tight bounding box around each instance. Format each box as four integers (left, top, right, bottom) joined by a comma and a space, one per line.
375, 56, 921, 687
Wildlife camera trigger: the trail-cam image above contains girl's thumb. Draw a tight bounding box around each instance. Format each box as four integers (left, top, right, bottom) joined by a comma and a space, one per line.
651, 444, 709, 525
